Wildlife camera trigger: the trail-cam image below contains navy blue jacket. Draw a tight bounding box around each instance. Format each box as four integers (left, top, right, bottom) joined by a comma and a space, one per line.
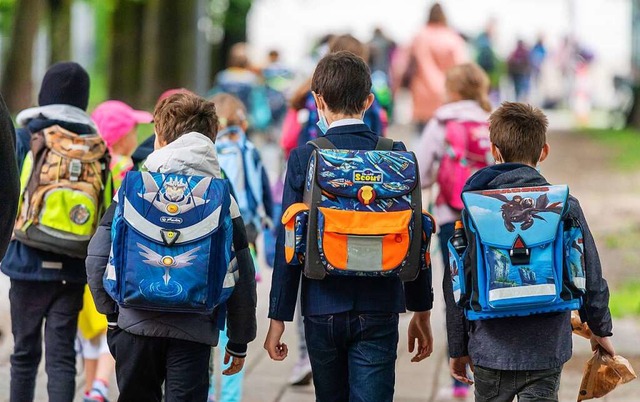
444, 163, 613, 370
268, 123, 433, 321
1, 118, 97, 284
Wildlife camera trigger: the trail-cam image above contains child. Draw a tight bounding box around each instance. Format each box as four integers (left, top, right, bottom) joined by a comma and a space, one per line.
92, 100, 153, 188
265, 51, 434, 402
86, 92, 257, 401
208, 92, 272, 402
74, 100, 152, 402
416, 62, 492, 398
447, 102, 615, 401
3, 62, 107, 402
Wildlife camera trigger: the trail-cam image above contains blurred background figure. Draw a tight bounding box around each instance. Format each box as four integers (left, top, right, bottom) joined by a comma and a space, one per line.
406, 3, 467, 131
507, 39, 532, 102
474, 19, 501, 105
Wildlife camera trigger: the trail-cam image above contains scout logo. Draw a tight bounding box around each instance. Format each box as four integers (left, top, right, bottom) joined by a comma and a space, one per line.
353, 169, 383, 184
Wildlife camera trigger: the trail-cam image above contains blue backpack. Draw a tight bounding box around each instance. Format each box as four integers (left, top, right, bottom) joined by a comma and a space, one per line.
215, 127, 266, 230
449, 185, 586, 320
104, 171, 236, 314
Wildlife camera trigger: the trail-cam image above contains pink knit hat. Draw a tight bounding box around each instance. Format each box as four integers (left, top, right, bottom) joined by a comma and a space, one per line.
91, 100, 153, 148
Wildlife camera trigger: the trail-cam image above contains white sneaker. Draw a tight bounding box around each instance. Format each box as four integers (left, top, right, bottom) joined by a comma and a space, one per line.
289, 357, 313, 386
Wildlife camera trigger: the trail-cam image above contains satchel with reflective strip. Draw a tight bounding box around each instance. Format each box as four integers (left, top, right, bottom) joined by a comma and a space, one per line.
104, 171, 236, 314
281, 137, 435, 281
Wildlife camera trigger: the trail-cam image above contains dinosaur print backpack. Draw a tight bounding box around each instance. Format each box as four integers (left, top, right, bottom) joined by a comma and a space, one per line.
104, 171, 236, 314
281, 137, 435, 281
449, 185, 586, 320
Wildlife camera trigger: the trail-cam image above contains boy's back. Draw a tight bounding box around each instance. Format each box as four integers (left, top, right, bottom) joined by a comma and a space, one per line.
446, 102, 613, 402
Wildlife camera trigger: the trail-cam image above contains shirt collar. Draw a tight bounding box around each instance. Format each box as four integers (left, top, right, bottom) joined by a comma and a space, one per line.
329, 118, 364, 129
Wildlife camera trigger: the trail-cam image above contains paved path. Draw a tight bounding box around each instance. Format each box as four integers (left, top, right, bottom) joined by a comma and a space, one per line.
0, 126, 638, 401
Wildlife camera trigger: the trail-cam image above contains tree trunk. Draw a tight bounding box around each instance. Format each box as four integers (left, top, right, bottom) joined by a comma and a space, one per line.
107, 0, 145, 107
141, 0, 196, 106
48, 0, 72, 64
210, 0, 252, 83
1, 0, 45, 112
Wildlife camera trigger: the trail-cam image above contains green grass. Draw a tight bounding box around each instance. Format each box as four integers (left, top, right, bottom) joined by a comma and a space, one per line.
585, 128, 640, 170
609, 281, 640, 318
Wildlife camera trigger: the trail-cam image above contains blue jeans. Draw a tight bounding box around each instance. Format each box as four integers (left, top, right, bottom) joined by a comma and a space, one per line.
304, 311, 399, 402
474, 365, 562, 402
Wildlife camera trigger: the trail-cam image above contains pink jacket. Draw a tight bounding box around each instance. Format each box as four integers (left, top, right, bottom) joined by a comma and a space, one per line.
409, 25, 467, 122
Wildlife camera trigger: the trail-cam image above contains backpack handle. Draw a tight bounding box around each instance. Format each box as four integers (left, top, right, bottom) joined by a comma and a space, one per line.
375, 137, 394, 151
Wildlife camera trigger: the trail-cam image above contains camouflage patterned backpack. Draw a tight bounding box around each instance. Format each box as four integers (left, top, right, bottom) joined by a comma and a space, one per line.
14, 125, 111, 258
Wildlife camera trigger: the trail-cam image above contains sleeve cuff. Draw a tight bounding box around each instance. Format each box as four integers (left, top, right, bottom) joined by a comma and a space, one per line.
226, 342, 248, 358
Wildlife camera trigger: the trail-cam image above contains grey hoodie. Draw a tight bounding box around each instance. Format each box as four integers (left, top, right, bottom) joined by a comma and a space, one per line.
445, 163, 613, 371
86, 133, 257, 354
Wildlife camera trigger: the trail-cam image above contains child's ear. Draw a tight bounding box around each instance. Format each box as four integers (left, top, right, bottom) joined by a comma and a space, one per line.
363, 93, 375, 113
491, 143, 502, 163
241, 120, 249, 131
538, 143, 550, 163
312, 91, 324, 112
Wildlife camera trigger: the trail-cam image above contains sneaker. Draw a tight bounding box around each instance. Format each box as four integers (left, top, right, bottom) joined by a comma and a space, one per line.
452, 385, 469, 399
289, 357, 313, 386
84, 388, 108, 402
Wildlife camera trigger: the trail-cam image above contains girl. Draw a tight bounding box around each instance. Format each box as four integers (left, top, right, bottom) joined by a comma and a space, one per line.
416, 62, 492, 399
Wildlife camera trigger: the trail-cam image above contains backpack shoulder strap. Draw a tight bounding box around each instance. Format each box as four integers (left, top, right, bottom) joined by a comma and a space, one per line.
307, 137, 336, 150
375, 136, 394, 151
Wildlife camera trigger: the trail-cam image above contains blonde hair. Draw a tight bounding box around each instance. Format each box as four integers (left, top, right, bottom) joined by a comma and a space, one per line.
445, 63, 491, 112
210, 93, 247, 128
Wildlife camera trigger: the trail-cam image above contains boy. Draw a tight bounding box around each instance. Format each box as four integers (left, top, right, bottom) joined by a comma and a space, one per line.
447, 102, 615, 401
86, 93, 257, 401
264, 51, 434, 402
2, 62, 100, 401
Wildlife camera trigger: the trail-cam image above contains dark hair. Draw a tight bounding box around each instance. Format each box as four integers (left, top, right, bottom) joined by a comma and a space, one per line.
311, 51, 371, 115
428, 3, 447, 25
489, 102, 548, 165
154, 93, 219, 144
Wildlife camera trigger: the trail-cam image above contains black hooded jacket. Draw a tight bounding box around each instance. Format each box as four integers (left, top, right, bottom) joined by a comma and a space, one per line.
444, 163, 613, 370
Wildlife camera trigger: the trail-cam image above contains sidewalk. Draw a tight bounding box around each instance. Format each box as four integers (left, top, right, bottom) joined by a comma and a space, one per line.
0, 127, 638, 401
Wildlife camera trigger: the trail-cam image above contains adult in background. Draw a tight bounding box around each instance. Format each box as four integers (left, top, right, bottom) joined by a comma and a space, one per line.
0, 93, 19, 259
407, 3, 467, 131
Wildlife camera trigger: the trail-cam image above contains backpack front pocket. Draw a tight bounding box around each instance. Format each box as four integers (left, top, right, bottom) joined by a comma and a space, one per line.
317, 207, 412, 275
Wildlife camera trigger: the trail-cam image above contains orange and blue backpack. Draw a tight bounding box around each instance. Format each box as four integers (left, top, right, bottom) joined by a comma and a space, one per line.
281, 137, 435, 281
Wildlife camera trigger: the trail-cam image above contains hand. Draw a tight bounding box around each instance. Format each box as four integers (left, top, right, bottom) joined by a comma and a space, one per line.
222, 352, 245, 375
264, 319, 288, 361
590, 335, 616, 356
450, 356, 474, 385
408, 311, 433, 362
262, 216, 274, 230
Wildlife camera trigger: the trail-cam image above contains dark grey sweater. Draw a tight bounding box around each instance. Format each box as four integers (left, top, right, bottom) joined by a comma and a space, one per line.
444, 163, 613, 370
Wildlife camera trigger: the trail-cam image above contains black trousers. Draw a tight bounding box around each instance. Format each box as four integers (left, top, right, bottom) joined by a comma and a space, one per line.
9, 279, 84, 402
107, 328, 211, 402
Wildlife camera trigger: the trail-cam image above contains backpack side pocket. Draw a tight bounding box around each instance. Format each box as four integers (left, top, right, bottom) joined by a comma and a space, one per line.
281, 203, 309, 265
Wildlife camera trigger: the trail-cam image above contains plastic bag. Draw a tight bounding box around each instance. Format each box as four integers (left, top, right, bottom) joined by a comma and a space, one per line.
78, 285, 108, 340
577, 347, 637, 401
571, 310, 593, 339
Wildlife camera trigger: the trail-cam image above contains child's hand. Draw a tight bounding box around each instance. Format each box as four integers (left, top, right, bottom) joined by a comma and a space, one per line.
222, 352, 245, 376
450, 356, 474, 385
408, 311, 433, 362
264, 319, 288, 361
591, 335, 616, 356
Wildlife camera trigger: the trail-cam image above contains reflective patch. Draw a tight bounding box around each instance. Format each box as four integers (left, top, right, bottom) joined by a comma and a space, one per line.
285, 228, 295, 249
346, 235, 383, 272
42, 261, 63, 270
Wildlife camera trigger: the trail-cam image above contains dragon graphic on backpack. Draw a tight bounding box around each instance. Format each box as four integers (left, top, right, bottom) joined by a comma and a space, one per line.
436, 120, 492, 211
449, 185, 586, 320
281, 137, 435, 281
14, 125, 111, 258
104, 172, 237, 314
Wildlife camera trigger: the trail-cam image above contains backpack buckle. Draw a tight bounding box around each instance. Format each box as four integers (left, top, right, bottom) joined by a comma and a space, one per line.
69, 159, 82, 181
509, 235, 530, 265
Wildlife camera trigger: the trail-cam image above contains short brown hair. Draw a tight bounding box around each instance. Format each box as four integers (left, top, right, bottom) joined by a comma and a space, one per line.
329, 34, 369, 60
311, 51, 371, 115
154, 92, 219, 144
489, 102, 548, 165
210, 93, 247, 128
